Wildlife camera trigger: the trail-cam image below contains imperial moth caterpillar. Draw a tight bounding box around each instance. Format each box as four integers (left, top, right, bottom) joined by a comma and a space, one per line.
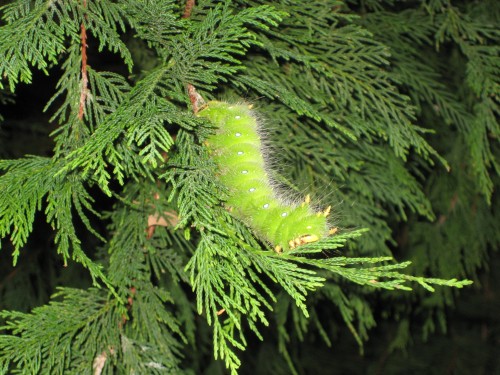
198, 101, 331, 252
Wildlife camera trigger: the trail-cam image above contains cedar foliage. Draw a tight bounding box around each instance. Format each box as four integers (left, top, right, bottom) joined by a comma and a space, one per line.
0, 0, 497, 374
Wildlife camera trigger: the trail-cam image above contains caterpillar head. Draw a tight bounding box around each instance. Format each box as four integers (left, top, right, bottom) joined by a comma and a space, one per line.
273, 205, 329, 251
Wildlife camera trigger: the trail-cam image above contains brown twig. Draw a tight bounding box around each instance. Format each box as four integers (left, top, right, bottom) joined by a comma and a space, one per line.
78, 0, 88, 120
120, 286, 137, 327
182, 1, 205, 114
187, 83, 204, 114
182, 0, 195, 19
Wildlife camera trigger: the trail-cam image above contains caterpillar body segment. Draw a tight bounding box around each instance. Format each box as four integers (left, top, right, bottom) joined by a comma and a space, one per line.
198, 101, 330, 251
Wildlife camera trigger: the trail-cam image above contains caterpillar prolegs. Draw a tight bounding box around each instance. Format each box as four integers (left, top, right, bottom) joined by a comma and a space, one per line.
198, 101, 333, 252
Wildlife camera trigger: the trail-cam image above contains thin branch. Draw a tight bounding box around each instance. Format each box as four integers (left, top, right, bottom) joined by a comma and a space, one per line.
187, 83, 204, 114
181, 1, 205, 113
78, 0, 89, 120
182, 0, 195, 19
120, 286, 137, 327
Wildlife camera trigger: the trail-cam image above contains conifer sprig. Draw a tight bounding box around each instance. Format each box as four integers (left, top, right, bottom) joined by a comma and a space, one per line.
0, 0, 68, 91
0, 288, 122, 375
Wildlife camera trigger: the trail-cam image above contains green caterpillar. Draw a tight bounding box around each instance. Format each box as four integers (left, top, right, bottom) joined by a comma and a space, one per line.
198, 101, 333, 252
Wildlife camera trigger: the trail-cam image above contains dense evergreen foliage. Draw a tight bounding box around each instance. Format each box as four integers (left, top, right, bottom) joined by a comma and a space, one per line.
0, 0, 497, 373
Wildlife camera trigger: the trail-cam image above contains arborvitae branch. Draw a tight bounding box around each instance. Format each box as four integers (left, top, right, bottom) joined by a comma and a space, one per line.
1, 1, 494, 374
